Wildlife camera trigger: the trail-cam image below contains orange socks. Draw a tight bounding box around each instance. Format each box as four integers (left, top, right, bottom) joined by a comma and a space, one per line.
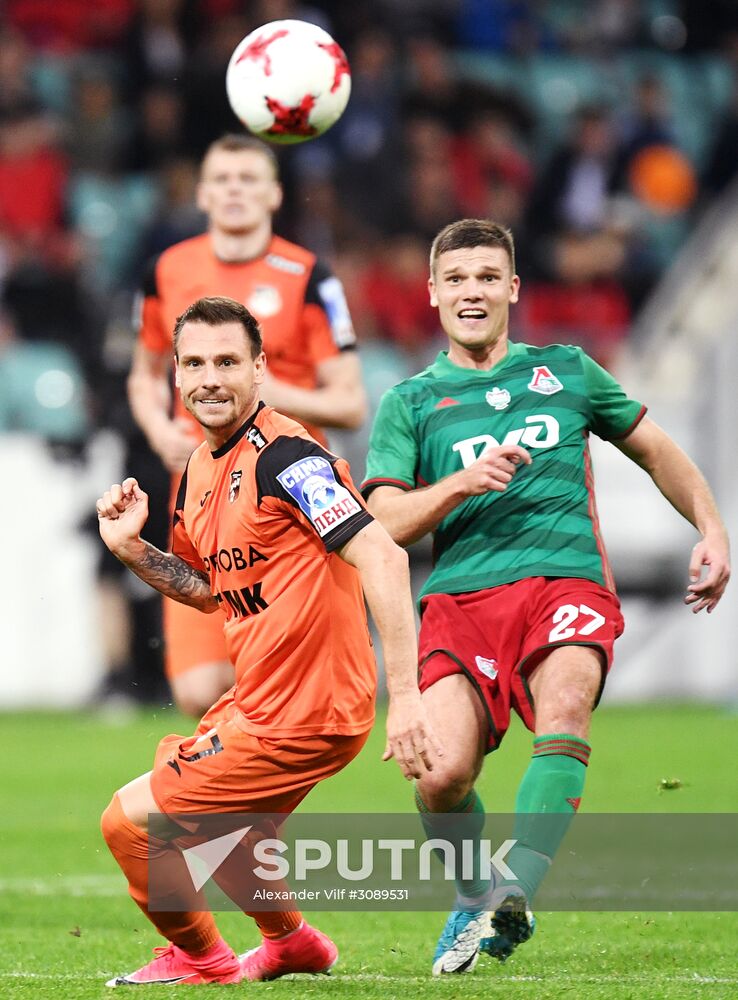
101, 794, 219, 955
101, 793, 303, 948
253, 910, 303, 939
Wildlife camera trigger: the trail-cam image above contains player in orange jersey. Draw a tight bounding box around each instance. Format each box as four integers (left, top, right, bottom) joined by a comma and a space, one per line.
128, 133, 367, 717
98, 296, 439, 986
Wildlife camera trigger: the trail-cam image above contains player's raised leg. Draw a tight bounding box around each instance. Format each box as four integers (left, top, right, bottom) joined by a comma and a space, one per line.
415, 671, 490, 975
482, 643, 601, 962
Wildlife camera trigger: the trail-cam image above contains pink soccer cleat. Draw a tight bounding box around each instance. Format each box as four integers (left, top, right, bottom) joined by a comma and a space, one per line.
106, 942, 242, 987
239, 923, 338, 981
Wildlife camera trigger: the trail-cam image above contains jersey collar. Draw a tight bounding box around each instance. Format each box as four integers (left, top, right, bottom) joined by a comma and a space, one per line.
431, 341, 526, 377
210, 401, 265, 459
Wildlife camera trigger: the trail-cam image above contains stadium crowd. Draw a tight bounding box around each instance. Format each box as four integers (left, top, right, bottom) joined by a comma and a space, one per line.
0, 0, 736, 702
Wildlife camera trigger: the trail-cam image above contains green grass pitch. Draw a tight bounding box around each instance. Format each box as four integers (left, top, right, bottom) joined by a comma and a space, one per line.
1, 704, 736, 999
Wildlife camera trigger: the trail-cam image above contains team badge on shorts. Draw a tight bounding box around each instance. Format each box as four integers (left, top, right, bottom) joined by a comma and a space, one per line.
485, 387, 511, 410
277, 456, 361, 537
528, 366, 563, 395
475, 655, 498, 680
229, 470, 242, 503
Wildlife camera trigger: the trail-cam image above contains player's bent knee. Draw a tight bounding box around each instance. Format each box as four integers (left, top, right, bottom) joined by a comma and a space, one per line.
556, 683, 596, 720
417, 761, 475, 810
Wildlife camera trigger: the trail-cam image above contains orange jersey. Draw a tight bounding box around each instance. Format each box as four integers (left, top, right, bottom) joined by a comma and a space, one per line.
171, 404, 376, 739
136, 233, 356, 445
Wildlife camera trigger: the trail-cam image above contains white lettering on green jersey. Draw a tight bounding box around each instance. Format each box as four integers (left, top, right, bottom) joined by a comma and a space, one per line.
361, 342, 646, 600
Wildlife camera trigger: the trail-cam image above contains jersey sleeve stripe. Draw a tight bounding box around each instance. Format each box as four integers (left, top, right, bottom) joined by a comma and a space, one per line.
323, 509, 374, 552
360, 476, 414, 498
608, 403, 648, 440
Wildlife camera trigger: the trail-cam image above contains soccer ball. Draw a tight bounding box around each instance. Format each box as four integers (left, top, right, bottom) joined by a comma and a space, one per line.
226, 19, 351, 145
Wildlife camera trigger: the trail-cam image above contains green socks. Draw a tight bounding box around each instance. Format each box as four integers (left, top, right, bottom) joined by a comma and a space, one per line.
416, 788, 490, 909
503, 734, 590, 903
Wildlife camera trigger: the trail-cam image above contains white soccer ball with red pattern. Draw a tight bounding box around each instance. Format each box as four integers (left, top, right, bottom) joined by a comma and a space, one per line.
226, 19, 351, 144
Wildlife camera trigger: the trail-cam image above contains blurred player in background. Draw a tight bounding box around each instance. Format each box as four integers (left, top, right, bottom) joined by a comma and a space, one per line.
362, 218, 730, 975
99, 296, 439, 986
128, 133, 367, 716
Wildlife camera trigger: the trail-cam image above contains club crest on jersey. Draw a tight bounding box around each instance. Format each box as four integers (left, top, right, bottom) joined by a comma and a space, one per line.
528, 366, 563, 395
229, 470, 242, 503
475, 655, 498, 680
247, 284, 282, 318
277, 456, 360, 537
485, 387, 511, 410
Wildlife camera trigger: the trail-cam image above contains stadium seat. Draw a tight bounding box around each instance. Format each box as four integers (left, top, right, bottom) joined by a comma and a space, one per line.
0, 341, 88, 443
67, 172, 160, 292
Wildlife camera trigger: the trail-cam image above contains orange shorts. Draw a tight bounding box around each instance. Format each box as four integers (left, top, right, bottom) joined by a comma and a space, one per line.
150, 692, 371, 815
162, 594, 230, 680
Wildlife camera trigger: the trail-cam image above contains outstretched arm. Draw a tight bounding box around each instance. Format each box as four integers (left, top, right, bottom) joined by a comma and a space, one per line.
96, 477, 218, 613
366, 444, 532, 546
339, 520, 444, 781
615, 416, 730, 613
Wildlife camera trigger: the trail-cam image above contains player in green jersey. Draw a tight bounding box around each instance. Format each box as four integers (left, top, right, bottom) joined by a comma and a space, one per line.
361, 218, 730, 976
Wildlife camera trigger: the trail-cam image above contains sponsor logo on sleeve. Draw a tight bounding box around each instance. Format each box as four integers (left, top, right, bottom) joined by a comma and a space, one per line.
277, 456, 361, 537
317, 275, 355, 348
528, 366, 563, 395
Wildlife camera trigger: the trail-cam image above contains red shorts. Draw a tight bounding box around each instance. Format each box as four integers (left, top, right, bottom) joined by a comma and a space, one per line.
418, 577, 624, 751
150, 691, 370, 815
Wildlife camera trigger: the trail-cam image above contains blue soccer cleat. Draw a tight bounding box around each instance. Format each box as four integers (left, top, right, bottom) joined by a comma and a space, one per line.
480, 889, 536, 962
431, 909, 487, 975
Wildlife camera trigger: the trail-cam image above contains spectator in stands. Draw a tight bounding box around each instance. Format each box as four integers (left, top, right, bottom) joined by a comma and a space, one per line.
138, 158, 204, 260
65, 62, 131, 174
126, 83, 189, 173
181, 14, 248, 155
452, 108, 533, 217
358, 233, 441, 355
0, 28, 39, 122
402, 32, 533, 137
329, 27, 403, 233
613, 75, 678, 188
122, 0, 193, 101
526, 104, 618, 239
0, 108, 66, 245
6, 0, 132, 52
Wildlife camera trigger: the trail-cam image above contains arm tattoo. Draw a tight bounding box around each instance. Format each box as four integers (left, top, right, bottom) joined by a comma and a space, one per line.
121, 540, 217, 612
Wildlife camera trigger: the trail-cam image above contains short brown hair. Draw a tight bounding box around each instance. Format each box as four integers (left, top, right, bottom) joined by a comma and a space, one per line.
202, 133, 279, 180
430, 219, 516, 275
174, 296, 263, 358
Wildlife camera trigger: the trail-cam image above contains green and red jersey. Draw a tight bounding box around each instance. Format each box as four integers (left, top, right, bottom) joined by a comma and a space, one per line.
361, 342, 645, 600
